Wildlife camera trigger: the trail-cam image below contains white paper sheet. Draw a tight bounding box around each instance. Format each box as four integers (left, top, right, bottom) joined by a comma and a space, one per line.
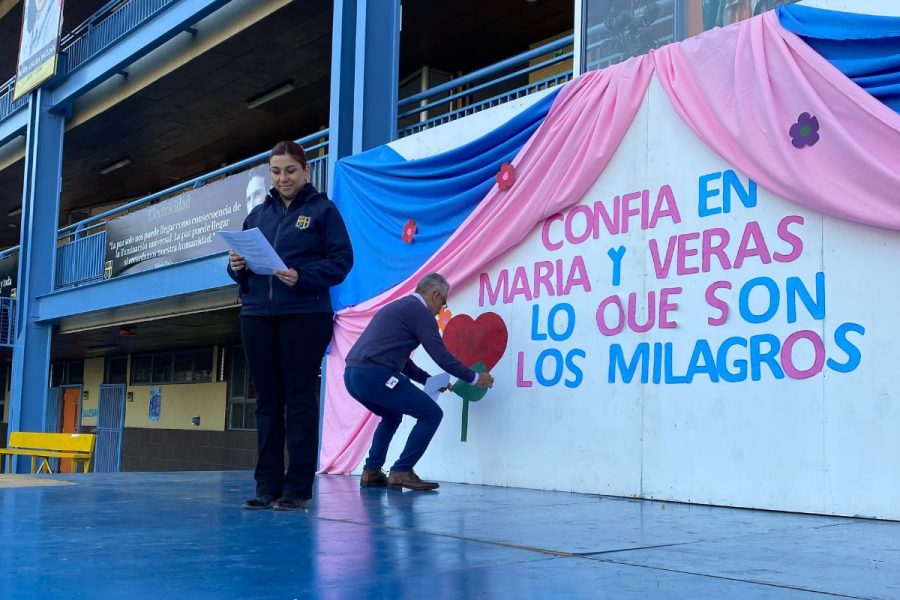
217, 228, 287, 275
424, 372, 450, 401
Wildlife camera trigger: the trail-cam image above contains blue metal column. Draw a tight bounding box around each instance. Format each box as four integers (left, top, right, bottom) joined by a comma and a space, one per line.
327, 0, 357, 194
7, 87, 65, 457
327, 0, 401, 193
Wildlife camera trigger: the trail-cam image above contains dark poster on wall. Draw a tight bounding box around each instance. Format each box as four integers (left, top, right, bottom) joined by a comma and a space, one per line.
0, 254, 18, 297
103, 164, 269, 279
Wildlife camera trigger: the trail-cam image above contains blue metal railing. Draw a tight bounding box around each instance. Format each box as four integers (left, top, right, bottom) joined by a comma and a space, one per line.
0, 130, 328, 270
308, 154, 328, 194
398, 35, 574, 138
55, 231, 108, 289
43, 131, 329, 289
0, 76, 29, 123
56, 132, 329, 241
0, 297, 15, 347
401, 0, 794, 135
399, 71, 571, 138
60, 0, 179, 73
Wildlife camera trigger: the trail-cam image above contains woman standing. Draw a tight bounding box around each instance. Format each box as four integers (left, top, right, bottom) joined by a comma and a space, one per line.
228, 141, 353, 511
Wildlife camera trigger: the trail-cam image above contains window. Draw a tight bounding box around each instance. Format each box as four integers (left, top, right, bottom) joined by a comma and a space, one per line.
174, 349, 212, 383
131, 355, 153, 384
152, 353, 172, 383
104, 356, 128, 384
130, 348, 213, 385
195, 350, 213, 382
580, 0, 799, 73
51, 361, 63, 387
67, 361, 84, 385
173, 351, 194, 383
51, 360, 85, 387
582, 0, 676, 73
690, 0, 798, 35
226, 346, 256, 431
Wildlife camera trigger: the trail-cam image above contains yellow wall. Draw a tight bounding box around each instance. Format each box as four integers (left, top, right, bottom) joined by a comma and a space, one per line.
124, 380, 227, 431
528, 31, 574, 84
80, 357, 104, 428
79, 349, 228, 431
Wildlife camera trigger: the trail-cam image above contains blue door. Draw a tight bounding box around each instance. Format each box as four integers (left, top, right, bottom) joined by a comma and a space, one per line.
40, 387, 62, 472
94, 384, 126, 472
45, 387, 61, 432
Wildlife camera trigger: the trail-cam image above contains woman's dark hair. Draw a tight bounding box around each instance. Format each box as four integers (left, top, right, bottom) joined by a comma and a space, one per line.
270, 140, 308, 169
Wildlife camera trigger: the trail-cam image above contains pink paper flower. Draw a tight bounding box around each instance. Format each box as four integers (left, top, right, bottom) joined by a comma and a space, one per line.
402, 218, 417, 243
496, 162, 515, 191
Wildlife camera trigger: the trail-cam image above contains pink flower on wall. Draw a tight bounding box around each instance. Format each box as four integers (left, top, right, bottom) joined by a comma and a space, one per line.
496, 162, 515, 191
401, 218, 417, 243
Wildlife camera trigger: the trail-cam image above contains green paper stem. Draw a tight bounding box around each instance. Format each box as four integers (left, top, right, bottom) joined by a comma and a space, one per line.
461, 399, 469, 442
455, 361, 485, 443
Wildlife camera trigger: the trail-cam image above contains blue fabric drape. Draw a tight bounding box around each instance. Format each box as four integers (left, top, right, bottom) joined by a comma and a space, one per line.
330, 89, 560, 311
778, 4, 900, 113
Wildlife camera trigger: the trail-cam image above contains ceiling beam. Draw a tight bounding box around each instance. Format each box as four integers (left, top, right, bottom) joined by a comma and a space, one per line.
0, 0, 290, 173
55, 286, 239, 334
67, 0, 290, 130
37, 253, 236, 323
0, 100, 27, 149
48, 0, 232, 111
0, 0, 20, 21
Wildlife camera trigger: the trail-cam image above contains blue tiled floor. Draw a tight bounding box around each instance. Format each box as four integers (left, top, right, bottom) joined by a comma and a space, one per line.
1, 471, 897, 599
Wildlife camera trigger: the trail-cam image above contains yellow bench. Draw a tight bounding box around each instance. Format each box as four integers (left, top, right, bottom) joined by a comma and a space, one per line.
0, 432, 96, 474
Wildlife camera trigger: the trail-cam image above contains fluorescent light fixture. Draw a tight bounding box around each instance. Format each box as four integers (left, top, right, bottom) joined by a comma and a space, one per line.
88, 344, 118, 353
246, 81, 294, 109
8, 207, 21, 217
100, 158, 132, 175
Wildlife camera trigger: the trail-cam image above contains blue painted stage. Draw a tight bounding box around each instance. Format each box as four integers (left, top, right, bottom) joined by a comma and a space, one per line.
1, 471, 898, 599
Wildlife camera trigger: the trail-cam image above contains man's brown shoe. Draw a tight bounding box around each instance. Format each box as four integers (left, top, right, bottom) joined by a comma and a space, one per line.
387, 470, 439, 491
360, 467, 388, 487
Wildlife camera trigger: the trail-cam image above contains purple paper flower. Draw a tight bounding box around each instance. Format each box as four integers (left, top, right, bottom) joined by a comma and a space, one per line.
789, 113, 819, 148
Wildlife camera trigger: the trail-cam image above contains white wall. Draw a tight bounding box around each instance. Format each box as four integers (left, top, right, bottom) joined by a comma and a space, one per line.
389, 88, 555, 160
799, 0, 899, 16
370, 1, 900, 520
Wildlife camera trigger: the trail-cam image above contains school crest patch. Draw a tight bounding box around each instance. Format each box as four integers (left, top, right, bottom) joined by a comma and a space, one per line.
296, 215, 311, 230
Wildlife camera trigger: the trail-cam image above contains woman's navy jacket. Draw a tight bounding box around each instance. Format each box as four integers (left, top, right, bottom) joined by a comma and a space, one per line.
227, 184, 353, 315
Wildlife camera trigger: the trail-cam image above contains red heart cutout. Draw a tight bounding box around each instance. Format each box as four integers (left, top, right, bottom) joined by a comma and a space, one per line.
442, 312, 508, 371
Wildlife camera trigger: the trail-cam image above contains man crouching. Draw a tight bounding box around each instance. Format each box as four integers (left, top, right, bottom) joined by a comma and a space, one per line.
344, 273, 494, 490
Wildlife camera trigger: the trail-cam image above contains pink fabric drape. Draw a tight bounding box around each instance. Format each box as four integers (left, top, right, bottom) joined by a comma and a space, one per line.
654, 11, 900, 229
321, 12, 900, 473
319, 56, 655, 472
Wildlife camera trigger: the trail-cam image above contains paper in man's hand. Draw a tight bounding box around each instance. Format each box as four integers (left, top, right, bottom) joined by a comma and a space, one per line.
424, 372, 450, 401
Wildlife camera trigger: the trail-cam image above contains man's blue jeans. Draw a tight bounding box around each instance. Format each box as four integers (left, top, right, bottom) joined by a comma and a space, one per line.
344, 366, 443, 472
